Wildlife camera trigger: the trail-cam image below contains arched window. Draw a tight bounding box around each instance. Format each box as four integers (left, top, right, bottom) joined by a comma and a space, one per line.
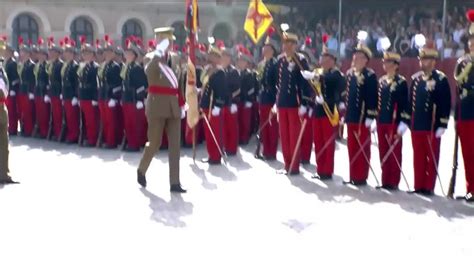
12, 13, 39, 49
171, 21, 186, 49
70, 17, 94, 47
212, 23, 231, 45
122, 19, 143, 46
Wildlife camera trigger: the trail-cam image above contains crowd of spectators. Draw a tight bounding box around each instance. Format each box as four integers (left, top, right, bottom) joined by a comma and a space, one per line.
232, 3, 473, 60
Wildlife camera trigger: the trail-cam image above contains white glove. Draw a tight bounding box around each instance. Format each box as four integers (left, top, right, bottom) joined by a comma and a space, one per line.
272, 105, 277, 114
435, 128, 445, 138
108, 99, 116, 108
316, 95, 325, 104
365, 118, 375, 130
154, 39, 170, 58
301, 70, 316, 80
136, 101, 144, 110
60, 94, 63, 100
288, 62, 295, 71
338, 103, 346, 111
92, 100, 98, 106
44, 95, 51, 103
211, 106, 221, 117
397, 122, 409, 136
298, 105, 307, 117
245, 101, 253, 108
28, 93, 34, 100
71, 97, 78, 106
230, 104, 238, 114
181, 108, 186, 119
9, 90, 16, 97
308, 108, 313, 117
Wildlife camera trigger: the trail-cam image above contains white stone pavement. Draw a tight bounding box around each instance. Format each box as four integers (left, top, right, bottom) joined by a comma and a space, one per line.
0, 121, 473, 266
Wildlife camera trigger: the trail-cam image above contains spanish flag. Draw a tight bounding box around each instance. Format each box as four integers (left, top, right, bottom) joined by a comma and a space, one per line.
244, 0, 273, 44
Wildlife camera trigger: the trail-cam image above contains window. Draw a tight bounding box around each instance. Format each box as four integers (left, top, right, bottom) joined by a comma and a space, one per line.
122, 19, 143, 46
12, 13, 39, 49
171, 21, 186, 49
70, 17, 94, 47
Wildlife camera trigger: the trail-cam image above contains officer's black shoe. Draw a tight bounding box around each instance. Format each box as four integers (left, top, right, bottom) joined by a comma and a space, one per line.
170, 184, 187, 193
345, 179, 367, 186
312, 174, 333, 180
0, 177, 19, 185
137, 170, 147, 188
412, 189, 433, 196
254, 154, 264, 160
239, 141, 249, 146
288, 170, 300, 176
381, 185, 398, 191
65, 139, 77, 144
8, 131, 17, 136
82, 142, 95, 148
465, 193, 473, 203
301, 160, 310, 165
227, 152, 237, 156
202, 158, 221, 165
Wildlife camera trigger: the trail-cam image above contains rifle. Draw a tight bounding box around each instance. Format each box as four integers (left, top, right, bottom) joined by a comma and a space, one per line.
46, 98, 53, 140
57, 101, 67, 142
447, 131, 459, 199
78, 104, 84, 146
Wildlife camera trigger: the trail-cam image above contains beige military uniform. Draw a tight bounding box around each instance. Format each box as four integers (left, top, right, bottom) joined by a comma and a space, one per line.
0, 67, 11, 181
138, 51, 183, 185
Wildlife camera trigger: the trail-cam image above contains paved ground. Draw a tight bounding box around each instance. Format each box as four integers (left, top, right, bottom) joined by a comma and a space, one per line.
0, 121, 473, 266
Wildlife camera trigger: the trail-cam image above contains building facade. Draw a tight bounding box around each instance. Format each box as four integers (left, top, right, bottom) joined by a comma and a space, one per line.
0, 0, 250, 50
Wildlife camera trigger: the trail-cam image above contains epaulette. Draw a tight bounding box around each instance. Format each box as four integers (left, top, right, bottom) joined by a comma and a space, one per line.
366, 68, 375, 77
295, 52, 306, 61
411, 71, 424, 80
435, 70, 446, 80
379, 74, 388, 83
457, 54, 470, 64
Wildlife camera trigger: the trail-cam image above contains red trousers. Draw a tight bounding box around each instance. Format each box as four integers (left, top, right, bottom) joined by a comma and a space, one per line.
122, 103, 145, 149
103, 103, 122, 148
98, 100, 108, 145
278, 108, 302, 172
203, 109, 223, 161
223, 106, 239, 154
312, 117, 337, 176
64, 100, 79, 142
6, 95, 18, 134
80, 100, 99, 146
377, 124, 402, 187
238, 103, 252, 144
457, 121, 474, 194
17, 93, 35, 136
51, 96, 63, 139
347, 123, 371, 182
301, 113, 313, 162
34, 96, 50, 138
259, 104, 279, 158
411, 131, 440, 191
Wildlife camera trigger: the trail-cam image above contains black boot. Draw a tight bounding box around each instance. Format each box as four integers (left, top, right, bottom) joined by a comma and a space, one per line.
288, 170, 300, 176
0, 177, 19, 185
312, 174, 332, 180
137, 170, 147, 188
170, 184, 187, 193
343, 179, 367, 186
201, 158, 221, 165
300, 160, 310, 165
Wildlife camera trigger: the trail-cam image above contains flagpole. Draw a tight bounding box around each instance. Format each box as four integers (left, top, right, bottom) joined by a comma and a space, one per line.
337, 0, 342, 59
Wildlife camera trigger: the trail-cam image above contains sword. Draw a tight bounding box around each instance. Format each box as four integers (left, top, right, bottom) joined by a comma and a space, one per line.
254, 110, 274, 159
380, 136, 402, 167
353, 131, 380, 187
288, 118, 308, 175
315, 130, 338, 164
384, 134, 411, 191
202, 112, 227, 165
428, 104, 446, 197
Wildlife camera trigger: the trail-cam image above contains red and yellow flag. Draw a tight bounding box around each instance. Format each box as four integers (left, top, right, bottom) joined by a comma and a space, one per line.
244, 0, 273, 44
185, 0, 200, 129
